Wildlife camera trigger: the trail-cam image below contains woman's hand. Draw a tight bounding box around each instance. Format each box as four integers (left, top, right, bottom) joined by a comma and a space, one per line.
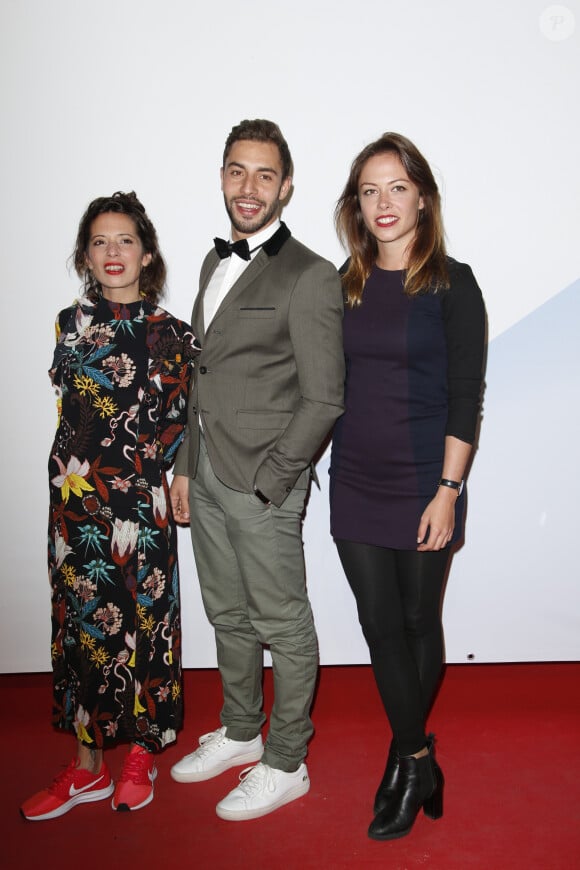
170, 474, 190, 524
416, 487, 456, 551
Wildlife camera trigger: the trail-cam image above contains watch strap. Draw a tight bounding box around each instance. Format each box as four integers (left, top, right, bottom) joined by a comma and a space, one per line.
439, 478, 464, 495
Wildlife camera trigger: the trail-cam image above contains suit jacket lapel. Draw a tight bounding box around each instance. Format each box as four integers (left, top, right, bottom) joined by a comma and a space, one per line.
212, 251, 271, 322
198, 222, 292, 328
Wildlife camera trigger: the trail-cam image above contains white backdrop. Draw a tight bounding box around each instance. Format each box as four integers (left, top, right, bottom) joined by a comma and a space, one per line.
1, 0, 578, 672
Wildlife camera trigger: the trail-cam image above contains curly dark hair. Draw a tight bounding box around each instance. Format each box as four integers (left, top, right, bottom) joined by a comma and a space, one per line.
72, 191, 167, 304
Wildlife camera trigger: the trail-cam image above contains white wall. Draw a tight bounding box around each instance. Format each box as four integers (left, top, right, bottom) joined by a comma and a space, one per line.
1, 0, 578, 672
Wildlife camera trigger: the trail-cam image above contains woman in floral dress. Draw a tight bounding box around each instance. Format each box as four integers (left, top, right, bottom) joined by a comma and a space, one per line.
21, 192, 196, 820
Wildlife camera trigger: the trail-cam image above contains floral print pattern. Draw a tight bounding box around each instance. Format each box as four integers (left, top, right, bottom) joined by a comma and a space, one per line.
48, 296, 196, 752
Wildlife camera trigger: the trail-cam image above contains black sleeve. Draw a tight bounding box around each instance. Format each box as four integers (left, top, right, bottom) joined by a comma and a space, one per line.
57, 306, 74, 333
441, 261, 486, 444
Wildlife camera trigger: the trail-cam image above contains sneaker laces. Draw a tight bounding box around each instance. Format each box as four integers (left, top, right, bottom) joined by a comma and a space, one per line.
237, 764, 275, 796
194, 728, 228, 759
48, 760, 78, 795
120, 750, 154, 785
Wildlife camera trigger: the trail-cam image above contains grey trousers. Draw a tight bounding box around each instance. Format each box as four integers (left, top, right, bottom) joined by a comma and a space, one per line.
188, 436, 319, 771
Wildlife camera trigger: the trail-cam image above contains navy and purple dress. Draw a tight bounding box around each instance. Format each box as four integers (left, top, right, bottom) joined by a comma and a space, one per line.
329, 260, 485, 550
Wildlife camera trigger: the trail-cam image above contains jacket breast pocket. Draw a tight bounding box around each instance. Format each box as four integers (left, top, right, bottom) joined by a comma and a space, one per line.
238, 307, 276, 319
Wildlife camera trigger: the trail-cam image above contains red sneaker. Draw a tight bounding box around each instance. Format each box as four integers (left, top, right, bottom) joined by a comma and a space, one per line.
20, 759, 114, 821
112, 745, 157, 812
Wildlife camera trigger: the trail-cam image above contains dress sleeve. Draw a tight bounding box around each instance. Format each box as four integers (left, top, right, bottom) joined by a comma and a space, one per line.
154, 320, 197, 468
441, 261, 486, 444
49, 305, 77, 388
50, 310, 66, 424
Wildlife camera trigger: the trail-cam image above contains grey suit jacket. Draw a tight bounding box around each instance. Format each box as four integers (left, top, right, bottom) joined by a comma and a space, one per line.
173, 223, 345, 507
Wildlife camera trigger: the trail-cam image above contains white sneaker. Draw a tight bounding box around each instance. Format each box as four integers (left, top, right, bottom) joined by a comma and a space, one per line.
170, 727, 263, 783
215, 762, 310, 821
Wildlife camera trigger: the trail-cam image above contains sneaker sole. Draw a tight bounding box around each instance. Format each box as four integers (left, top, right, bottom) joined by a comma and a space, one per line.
215, 778, 310, 821
111, 787, 155, 812
170, 748, 263, 783
21, 782, 115, 821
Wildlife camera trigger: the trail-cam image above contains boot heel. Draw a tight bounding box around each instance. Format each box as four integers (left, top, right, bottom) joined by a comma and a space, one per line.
423, 767, 444, 820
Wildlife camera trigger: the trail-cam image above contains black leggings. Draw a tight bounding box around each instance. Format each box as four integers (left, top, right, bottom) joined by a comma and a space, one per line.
335, 540, 450, 756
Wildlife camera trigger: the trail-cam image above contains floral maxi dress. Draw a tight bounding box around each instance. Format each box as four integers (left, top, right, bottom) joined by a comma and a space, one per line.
48, 296, 196, 752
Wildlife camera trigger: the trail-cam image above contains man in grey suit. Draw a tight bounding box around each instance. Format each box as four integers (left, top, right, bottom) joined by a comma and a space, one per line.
169, 119, 344, 820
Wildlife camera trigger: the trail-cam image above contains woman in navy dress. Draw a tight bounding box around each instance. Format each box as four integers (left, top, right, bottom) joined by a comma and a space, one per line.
330, 134, 485, 840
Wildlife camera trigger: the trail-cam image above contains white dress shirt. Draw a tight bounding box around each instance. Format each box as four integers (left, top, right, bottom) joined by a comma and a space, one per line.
203, 219, 281, 330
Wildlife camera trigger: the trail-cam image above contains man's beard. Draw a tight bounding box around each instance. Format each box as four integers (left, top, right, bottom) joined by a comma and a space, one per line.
224, 195, 280, 237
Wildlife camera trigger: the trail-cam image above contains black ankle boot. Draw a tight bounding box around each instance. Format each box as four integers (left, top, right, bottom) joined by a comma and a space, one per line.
367, 744, 444, 841
373, 739, 399, 815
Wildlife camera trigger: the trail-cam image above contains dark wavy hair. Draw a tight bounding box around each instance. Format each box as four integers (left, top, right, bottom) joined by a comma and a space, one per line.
72, 191, 166, 304
335, 133, 449, 306
223, 119, 293, 181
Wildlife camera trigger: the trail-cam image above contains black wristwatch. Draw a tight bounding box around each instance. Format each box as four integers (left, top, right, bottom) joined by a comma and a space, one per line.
438, 478, 464, 495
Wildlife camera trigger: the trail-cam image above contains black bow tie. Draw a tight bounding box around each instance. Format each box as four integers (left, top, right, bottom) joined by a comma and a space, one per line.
214, 237, 251, 261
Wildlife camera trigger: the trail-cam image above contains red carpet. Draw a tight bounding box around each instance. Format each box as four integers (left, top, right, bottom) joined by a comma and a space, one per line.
3, 664, 579, 869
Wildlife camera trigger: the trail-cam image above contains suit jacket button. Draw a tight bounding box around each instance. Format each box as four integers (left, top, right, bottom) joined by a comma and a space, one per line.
191, 406, 197, 413
199, 366, 207, 374
285, 487, 291, 493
